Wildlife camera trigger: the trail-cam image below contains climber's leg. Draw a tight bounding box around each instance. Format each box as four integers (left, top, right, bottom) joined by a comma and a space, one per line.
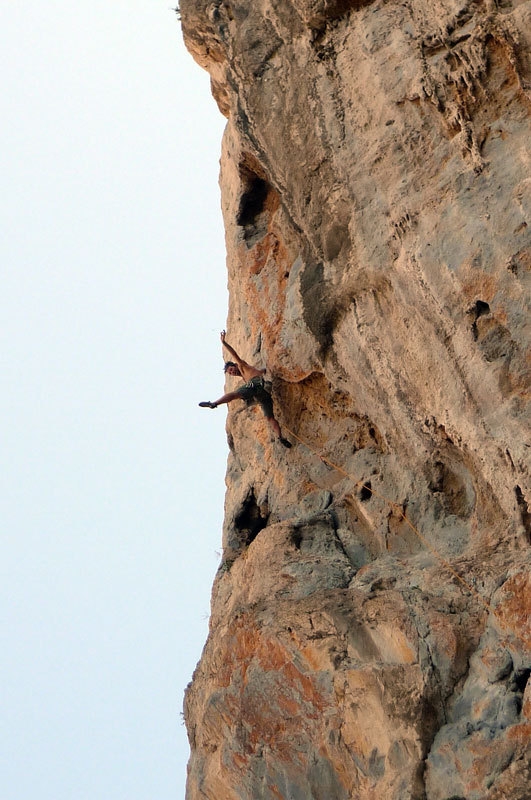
199, 391, 241, 409
265, 415, 292, 448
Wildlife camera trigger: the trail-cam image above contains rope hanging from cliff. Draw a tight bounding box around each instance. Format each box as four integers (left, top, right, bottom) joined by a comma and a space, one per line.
283, 424, 526, 651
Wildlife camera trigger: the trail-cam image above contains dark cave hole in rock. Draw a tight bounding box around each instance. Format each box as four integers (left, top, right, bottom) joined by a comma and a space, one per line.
474, 300, 490, 316
291, 529, 303, 550
513, 668, 531, 715
470, 299, 491, 340
237, 175, 269, 228
234, 489, 269, 548
236, 169, 273, 247
515, 485, 531, 543
360, 481, 372, 502
514, 667, 531, 696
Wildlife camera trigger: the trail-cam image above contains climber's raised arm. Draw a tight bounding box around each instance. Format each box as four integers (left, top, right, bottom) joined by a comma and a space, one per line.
220, 330, 264, 380
220, 330, 242, 363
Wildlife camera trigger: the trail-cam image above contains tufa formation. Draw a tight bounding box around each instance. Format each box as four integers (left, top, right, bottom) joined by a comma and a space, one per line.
181, 1, 531, 798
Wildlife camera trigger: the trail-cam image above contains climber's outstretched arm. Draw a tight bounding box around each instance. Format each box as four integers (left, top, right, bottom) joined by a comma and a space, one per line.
220, 330, 264, 377
220, 331, 265, 380
220, 330, 246, 369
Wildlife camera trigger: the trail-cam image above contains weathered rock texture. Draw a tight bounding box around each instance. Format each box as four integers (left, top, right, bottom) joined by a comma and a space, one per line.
181, 1, 531, 797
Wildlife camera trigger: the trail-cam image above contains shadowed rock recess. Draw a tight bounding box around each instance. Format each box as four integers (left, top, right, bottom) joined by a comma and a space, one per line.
181, 1, 531, 797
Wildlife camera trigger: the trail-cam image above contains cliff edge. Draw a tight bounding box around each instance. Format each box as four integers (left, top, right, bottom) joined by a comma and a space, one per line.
181, 1, 531, 797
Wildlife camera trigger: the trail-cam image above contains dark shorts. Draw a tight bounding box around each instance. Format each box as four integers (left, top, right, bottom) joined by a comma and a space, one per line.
236, 376, 274, 418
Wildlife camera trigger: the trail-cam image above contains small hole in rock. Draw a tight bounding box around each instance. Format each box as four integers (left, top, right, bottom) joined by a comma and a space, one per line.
234, 489, 269, 548
474, 300, 490, 317
514, 667, 531, 695
291, 530, 303, 550
360, 482, 372, 502
470, 300, 491, 341
237, 175, 269, 229
515, 485, 531, 543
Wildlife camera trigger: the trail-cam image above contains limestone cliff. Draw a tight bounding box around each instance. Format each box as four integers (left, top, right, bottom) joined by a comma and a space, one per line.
180, 1, 531, 797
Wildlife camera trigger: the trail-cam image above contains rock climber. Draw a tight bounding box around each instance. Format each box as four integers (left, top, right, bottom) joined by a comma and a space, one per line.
199, 330, 292, 448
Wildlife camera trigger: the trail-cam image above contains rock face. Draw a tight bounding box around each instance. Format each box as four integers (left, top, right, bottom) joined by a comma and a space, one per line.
181, 1, 531, 797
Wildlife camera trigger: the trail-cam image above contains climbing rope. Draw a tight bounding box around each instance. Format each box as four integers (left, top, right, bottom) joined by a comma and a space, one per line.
283, 425, 528, 651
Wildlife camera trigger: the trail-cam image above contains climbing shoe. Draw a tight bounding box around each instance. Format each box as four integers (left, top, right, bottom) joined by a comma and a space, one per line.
279, 437, 292, 448
199, 401, 217, 409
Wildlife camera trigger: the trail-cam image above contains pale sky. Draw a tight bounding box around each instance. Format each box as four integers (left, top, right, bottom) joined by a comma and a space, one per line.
1, 3, 227, 798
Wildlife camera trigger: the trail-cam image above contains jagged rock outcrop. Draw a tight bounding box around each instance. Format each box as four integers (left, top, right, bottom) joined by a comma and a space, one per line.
180, 1, 531, 797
